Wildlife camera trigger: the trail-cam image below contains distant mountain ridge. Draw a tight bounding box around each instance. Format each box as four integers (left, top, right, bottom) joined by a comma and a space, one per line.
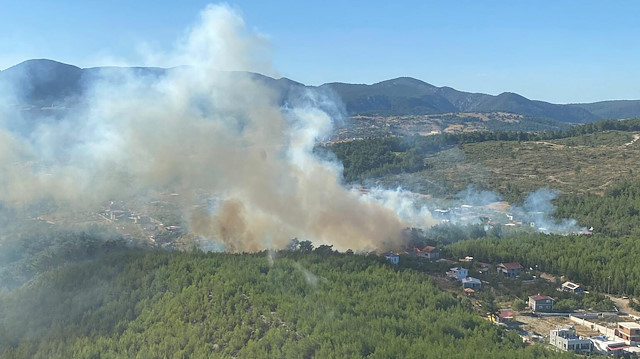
318, 78, 603, 123
2, 59, 640, 124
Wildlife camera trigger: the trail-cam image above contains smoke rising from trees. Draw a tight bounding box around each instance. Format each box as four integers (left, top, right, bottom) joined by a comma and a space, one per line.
0, 5, 584, 253
0, 5, 435, 252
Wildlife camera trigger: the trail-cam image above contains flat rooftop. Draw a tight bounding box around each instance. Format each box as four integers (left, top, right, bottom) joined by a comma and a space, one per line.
618, 322, 640, 329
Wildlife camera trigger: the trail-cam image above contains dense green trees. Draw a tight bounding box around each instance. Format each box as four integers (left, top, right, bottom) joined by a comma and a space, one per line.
556, 180, 640, 237
0, 227, 126, 290
326, 137, 433, 181
447, 233, 640, 296
328, 118, 640, 185
0, 249, 572, 358
4, 119, 640, 357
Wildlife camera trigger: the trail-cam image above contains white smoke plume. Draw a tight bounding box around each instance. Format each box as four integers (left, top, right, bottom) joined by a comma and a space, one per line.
513, 188, 584, 235
363, 187, 436, 229
293, 262, 326, 289
0, 5, 585, 254
0, 4, 436, 252
427, 185, 585, 235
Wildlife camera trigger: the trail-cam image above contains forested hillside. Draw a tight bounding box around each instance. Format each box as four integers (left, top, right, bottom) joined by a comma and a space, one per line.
447, 233, 640, 297
556, 180, 640, 237
0, 225, 126, 290
2, 116, 640, 357
325, 119, 640, 301
0, 248, 570, 358
328, 118, 640, 200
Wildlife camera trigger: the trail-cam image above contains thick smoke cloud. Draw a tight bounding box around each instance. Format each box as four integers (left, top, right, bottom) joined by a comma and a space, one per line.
0, 5, 431, 252
0, 5, 585, 253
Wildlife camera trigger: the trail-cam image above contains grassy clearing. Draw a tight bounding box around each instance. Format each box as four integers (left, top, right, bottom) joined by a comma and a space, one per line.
378, 131, 640, 200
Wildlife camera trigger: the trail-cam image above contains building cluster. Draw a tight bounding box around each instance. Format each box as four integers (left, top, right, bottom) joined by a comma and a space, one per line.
446, 266, 482, 292
431, 202, 593, 235
99, 201, 164, 238
550, 322, 640, 356
100, 202, 152, 225
381, 248, 640, 356
383, 245, 441, 265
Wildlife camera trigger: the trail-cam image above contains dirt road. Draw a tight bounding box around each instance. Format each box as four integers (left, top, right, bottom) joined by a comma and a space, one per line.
608, 295, 640, 317
623, 133, 640, 147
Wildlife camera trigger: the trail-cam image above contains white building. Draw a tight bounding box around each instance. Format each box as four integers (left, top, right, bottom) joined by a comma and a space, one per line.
561, 281, 584, 294
447, 267, 468, 281
461, 277, 481, 289
590, 335, 630, 356
549, 325, 592, 354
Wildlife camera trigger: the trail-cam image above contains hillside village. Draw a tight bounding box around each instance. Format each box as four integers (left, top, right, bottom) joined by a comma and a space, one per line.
22, 168, 638, 357
384, 249, 640, 356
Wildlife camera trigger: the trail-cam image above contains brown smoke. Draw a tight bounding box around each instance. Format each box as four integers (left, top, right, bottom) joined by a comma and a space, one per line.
0, 5, 435, 252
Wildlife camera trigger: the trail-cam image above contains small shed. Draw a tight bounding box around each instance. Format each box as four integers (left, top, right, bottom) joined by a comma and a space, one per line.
464, 288, 476, 295
498, 309, 515, 323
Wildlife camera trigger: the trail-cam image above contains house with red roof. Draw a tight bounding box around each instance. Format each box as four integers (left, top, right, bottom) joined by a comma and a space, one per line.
497, 262, 523, 278
528, 294, 553, 312
498, 309, 515, 323
489, 309, 516, 324
414, 245, 440, 260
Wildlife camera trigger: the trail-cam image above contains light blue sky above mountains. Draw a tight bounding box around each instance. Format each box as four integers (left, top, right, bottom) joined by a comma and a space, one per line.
1, 0, 638, 103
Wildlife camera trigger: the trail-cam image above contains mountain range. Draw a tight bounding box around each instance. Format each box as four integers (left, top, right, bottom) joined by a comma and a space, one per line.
2, 59, 640, 124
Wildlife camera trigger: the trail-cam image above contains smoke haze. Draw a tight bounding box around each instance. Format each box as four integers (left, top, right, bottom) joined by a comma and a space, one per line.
0, 4, 585, 254
0, 5, 426, 252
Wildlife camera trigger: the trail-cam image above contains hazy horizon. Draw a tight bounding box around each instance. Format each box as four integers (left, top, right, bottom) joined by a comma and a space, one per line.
4, 57, 639, 106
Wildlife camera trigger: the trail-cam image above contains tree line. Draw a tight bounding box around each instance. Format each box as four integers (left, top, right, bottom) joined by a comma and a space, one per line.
326, 118, 640, 182
0, 248, 573, 358
556, 179, 640, 237
447, 233, 640, 297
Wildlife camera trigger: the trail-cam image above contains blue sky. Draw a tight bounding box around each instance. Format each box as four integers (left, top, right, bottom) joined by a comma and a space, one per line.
1, 0, 639, 103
